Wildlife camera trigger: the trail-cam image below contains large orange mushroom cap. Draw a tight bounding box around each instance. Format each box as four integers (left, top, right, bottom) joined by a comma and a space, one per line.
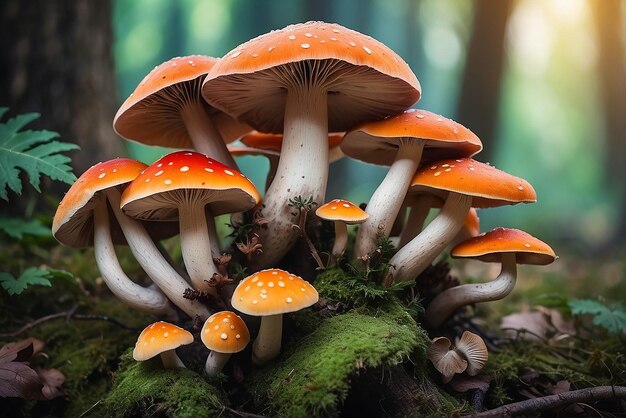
203, 21, 421, 134
120, 151, 261, 220
114, 55, 250, 149
410, 158, 536, 207
53, 158, 147, 247
451, 227, 557, 265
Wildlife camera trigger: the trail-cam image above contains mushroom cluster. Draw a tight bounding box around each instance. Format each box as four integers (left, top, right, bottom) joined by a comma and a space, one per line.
53, 20, 556, 389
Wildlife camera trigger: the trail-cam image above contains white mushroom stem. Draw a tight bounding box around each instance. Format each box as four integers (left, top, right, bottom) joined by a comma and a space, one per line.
250, 86, 329, 269
332, 221, 348, 259
179, 201, 220, 294
386, 192, 472, 284
204, 351, 231, 376
252, 314, 283, 365
398, 195, 438, 249
93, 195, 176, 317
160, 350, 186, 369
426, 253, 517, 328
354, 140, 424, 259
181, 101, 238, 169
107, 189, 211, 320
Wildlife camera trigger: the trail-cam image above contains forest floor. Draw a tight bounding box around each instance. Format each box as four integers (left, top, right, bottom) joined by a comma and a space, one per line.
0, 233, 625, 417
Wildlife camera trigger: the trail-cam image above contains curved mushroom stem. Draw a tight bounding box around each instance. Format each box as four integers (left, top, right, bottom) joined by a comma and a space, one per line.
179, 202, 220, 295
248, 86, 329, 270
181, 101, 238, 169
93, 195, 176, 317
107, 189, 211, 320
160, 349, 186, 369
426, 253, 517, 328
332, 221, 348, 259
386, 192, 471, 285
354, 140, 424, 259
398, 195, 438, 249
205, 351, 231, 376
252, 314, 282, 365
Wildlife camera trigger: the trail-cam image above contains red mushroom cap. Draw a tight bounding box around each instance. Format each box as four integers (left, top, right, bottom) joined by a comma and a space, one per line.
120, 151, 260, 220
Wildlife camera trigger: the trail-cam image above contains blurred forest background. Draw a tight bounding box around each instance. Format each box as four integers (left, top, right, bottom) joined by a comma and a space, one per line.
1, 0, 625, 258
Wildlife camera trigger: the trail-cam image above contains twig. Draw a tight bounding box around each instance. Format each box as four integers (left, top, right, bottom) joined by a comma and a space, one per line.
220, 405, 266, 418
0, 305, 138, 337
463, 386, 626, 417
291, 203, 325, 269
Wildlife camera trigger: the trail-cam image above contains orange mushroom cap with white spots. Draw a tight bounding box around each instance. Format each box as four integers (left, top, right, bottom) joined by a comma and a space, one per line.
132, 321, 193, 361
120, 151, 261, 220
53, 158, 147, 247
451, 227, 557, 265
316, 199, 368, 224
201, 311, 250, 354
202, 21, 420, 134
342, 109, 482, 166
410, 158, 536, 208
231, 269, 319, 316
114, 55, 249, 149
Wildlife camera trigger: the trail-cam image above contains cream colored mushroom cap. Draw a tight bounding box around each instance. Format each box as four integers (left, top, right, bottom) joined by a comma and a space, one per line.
231, 269, 319, 316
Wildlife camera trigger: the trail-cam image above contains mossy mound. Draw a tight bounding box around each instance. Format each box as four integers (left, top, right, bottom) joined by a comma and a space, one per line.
102, 351, 226, 418
246, 306, 428, 417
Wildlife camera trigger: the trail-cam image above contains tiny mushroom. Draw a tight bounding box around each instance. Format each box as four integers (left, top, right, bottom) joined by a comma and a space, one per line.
341, 110, 482, 258
386, 158, 537, 285
315, 199, 368, 259
114, 55, 250, 168
133, 321, 194, 369
203, 21, 421, 269
231, 268, 319, 365
201, 311, 250, 376
52, 158, 209, 319
121, 151, 261, 295
426, 228, 557, 327
427, 337, 468, 384
454, 331, 489, 376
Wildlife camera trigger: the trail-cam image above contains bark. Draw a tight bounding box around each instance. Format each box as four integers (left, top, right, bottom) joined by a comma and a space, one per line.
456, 0, 514, 161
0, 0, 123, 206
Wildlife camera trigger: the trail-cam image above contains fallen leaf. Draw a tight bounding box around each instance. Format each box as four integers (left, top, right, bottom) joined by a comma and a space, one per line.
0, 361, 42, 399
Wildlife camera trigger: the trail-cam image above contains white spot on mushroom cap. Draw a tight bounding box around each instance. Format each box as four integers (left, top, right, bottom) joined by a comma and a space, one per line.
205, 168, 214, 173
220, 333, 228, 340
98, 173, 106, 179
231, 51, 242, 58
155, 170, 164, 177
224, 170, 234, 176
301, 43, 311, 49
288, 34, 296, 40
164, 179, 172, 185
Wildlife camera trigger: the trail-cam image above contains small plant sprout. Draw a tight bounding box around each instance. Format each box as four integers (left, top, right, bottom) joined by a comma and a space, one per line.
231, 269, 319, 365
201, 311, 250, 376
133, 321, 194, 369
316, 199, 368, 261
426, 228, 557, 328
386, 159, 537, 285
121, 151, 260, 295
203, 21, 420, 269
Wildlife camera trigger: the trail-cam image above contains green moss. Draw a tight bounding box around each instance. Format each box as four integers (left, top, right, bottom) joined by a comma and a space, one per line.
246, 306, 425, 417
102, 351, 226, 418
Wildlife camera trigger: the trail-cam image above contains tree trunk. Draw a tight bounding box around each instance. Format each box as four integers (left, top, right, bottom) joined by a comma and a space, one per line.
590, 0, 626, 244
456, 0, 514, 162
0, 0, 123, 198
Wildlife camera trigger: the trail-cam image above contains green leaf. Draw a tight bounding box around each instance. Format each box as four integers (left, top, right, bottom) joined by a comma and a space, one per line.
0, 107, 79, 201
0, 267, 52, 295
569, 299, 626, 334
0, 216, 51, 240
